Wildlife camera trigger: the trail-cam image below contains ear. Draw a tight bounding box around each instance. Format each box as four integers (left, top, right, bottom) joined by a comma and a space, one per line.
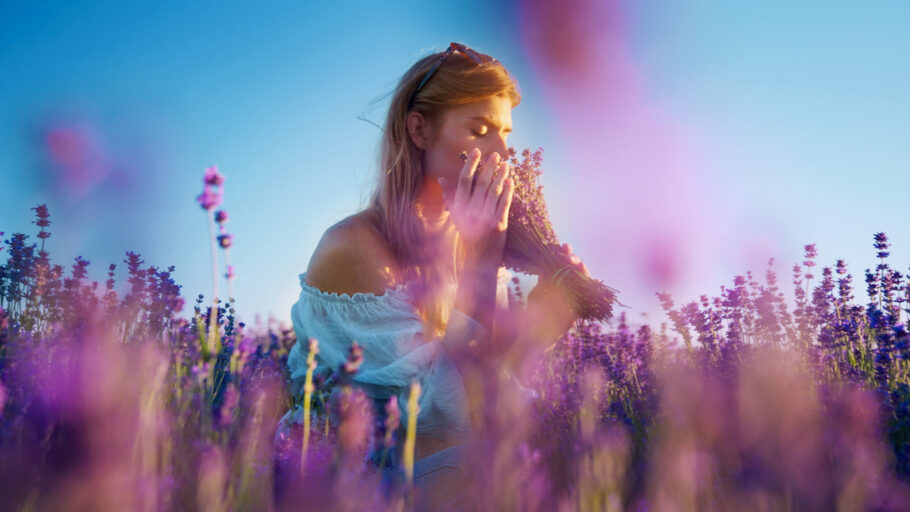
406, 111, 431, 150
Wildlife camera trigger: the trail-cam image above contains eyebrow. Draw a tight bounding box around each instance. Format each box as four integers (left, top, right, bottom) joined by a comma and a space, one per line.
468, 115, 512, 133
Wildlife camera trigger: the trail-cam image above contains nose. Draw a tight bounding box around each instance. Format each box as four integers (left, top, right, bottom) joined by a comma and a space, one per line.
491, 135, 508, 161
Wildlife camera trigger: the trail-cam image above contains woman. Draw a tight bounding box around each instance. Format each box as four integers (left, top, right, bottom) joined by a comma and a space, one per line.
281, 43, 586, 508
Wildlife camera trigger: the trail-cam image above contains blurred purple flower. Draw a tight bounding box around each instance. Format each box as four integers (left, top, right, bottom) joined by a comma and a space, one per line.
191, 361, 211, 386
214, 210, 229, 224
342, 341, 363, 376
32, 204, 50, 228
225, 265, 236, 279
171, 296, 185, 314
41, 122, 111, 200
238, 335, 254, 354
217, 233, 233, 249
217, 383, 240, 428
203, 165, 224, 186
196, 185, 222, 211
385, 395, 400, 435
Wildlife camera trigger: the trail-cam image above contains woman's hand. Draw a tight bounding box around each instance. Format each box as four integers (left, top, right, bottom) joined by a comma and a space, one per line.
438, 148, 514, 267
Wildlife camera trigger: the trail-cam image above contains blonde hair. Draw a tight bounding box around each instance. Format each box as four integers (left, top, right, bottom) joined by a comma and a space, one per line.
367, 47, 521, 338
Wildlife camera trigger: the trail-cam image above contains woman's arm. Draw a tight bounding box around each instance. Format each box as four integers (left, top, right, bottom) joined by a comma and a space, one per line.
493, 245, 590, 374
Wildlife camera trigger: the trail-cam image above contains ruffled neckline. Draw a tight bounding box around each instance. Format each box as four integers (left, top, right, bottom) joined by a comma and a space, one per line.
298, 272, 417, 304
298, 267, 512, 305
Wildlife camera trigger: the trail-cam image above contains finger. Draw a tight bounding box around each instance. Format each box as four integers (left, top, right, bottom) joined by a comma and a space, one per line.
472, 152, 499, 205
486, 161, 509, 207
456, 148, 481, 205
495, 177, 515, 227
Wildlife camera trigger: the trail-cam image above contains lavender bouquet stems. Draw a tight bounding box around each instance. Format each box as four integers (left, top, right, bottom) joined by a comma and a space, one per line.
461, 148, 619, 321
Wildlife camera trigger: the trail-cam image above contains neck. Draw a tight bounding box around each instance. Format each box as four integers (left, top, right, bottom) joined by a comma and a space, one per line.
415, 175, 449, 234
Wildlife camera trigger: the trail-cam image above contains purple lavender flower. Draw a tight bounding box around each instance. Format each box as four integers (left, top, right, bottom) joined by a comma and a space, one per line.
217, 233, 233, 249
32, 204, 51, 241
803, 244, 818, 280
385, 395, 400, 439
204, 165, 225, 186
196, 185, 222, 211
342, 341, 364, 376
171, 296, 185, 314
217, 383, 240, 428
836, 259, 848, 276
874, 232, 890, 259
214, 210, 229, 224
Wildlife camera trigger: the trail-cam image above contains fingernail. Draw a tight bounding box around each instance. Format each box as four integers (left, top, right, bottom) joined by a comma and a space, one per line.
471, 148, 480, 158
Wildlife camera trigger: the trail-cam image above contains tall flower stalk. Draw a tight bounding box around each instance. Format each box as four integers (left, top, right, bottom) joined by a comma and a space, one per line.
301, 338, 319, 477
31, 204, 51, 252
215, 209, 235, 302
403, 380, 421, 486
196, 165, 225, 358
206, 208, 219, 347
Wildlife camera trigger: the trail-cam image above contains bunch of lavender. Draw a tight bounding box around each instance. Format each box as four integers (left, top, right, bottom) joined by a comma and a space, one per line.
529, 312, 658, 502
462, 147, 618, 321
657, 233, 910, 478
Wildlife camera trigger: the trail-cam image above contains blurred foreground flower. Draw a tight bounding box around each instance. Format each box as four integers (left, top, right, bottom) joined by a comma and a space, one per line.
196, 185, 222, 212
4, 199, 910, 510
203, 165, 224, 186
217, 233, 233, 249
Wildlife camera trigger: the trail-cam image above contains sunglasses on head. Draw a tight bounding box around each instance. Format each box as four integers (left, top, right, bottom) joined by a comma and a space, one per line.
407, 42, 498, 110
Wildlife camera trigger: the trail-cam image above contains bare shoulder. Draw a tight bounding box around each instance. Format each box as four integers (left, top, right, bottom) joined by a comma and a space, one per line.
304, 211, 401, 296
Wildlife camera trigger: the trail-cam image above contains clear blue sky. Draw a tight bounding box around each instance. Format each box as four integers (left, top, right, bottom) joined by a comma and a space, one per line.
2, 1, 908, 327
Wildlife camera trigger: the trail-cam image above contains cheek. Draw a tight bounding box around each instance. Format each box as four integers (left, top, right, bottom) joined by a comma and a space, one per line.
424, 145, 460, 181
438, 138, 470, 175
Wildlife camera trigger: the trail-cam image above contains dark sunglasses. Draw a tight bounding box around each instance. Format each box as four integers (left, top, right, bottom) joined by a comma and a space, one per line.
407, 42, 498, 109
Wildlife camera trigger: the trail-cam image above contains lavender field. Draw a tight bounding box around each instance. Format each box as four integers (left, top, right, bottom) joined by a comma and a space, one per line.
2, 167, 910, 511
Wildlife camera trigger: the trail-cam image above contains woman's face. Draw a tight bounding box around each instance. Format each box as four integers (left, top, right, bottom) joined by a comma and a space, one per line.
419, 94, 514, 191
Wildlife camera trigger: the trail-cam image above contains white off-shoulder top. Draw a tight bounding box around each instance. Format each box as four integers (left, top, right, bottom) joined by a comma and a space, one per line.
279, 267, 515, 447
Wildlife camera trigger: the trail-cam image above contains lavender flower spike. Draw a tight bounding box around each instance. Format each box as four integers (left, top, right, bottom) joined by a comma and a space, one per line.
204, 165, 225, 186
217, 233, 233, 249
196, 185, 222, 211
